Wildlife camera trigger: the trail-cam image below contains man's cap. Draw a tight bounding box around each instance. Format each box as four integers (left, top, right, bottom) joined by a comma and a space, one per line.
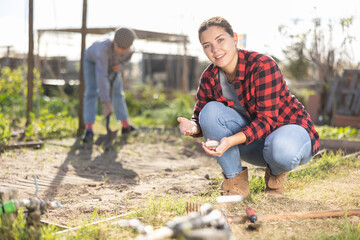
113, 27, 136, 48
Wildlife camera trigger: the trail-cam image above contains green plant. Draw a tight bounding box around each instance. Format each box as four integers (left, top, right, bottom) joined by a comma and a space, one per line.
130, 194, 186, 227
24, 112, 38, 141
0, 66, 43, 119
316, 217, 360, 240
0, 67, 26, 118
0, 207, 57, 240
317, 125, 360, 140
249, 173, 265, 194
290, 87, 316, 106
22, 110, 77, 141
167, 93, 195, 127
130, 90, 195, 128
0, 114, 11, 145
125, 84, 169, 116
37, 109, 77, 139
288, 150, 360, 184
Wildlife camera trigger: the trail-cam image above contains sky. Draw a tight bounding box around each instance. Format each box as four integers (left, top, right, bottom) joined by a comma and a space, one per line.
0, 0, 360, 63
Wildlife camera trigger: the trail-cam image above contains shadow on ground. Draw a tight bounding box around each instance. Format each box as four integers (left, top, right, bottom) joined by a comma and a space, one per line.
44, 138, 138, 200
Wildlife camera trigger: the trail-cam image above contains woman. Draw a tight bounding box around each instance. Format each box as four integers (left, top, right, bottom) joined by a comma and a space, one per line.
177, 16, 320, 198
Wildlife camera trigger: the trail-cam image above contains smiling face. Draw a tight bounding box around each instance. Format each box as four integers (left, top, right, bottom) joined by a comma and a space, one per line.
200, 26, 238, 73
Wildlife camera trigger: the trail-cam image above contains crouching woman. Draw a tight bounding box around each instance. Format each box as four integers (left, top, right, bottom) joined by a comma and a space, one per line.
177, 16, 320, 198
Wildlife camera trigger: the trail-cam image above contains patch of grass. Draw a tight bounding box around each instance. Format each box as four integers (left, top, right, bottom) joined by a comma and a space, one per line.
288, 150, 360, 184
315, 218, 360, 240
244, 150, 359, 197
249, 173, 265, 194
62, 224, 108, 240
0, 208, 57, 240
128, 194, 202, 226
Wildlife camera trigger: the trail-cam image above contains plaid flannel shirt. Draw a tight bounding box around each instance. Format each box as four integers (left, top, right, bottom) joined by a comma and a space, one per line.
192, 49, 320, 155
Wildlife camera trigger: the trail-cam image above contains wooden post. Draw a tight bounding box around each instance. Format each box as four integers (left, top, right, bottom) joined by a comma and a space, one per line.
181, 36, 188, 93
26, 0, 34, 126
36, 32, 42, 118
78, 0, 87, 136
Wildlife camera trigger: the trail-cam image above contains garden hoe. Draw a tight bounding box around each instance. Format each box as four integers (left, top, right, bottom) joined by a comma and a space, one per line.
95, 113, 118, 151
95, 73, 118, 151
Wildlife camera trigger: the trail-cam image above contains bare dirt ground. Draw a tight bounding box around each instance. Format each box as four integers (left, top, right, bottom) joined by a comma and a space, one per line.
1, 130, 359, 239
0, 131, 221, 226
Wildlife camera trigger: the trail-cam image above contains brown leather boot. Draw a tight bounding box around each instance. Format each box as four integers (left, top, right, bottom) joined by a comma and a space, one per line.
265, 166, 289, 197
221, 167, 250, 198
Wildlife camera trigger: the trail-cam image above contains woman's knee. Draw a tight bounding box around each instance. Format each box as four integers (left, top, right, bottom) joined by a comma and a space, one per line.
264, 135, 303, 172
199, 102, 224, 127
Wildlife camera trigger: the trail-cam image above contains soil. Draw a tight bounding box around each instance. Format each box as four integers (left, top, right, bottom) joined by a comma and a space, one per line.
1, 129, 359, 239
0, 130, 221, 226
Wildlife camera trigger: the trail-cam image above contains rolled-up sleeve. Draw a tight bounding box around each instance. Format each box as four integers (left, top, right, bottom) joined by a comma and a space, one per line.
95, 50, 111, 103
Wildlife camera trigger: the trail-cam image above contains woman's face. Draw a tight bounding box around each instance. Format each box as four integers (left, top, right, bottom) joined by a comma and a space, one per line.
200, 26, 238, 70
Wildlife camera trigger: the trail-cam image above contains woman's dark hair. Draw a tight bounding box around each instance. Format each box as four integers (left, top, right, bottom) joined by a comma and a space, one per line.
198, 16, 234, 40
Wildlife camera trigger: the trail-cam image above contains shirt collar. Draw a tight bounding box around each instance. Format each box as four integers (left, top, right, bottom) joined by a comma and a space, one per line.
210, 49, 246, 83
236, 49, 246, 81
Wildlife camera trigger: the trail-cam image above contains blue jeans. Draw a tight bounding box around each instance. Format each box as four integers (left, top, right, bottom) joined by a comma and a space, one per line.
83, 58, 129, 123
199, 101, 313, 178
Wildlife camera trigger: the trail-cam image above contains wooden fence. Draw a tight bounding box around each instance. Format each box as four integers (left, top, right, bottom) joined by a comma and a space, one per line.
325, 69, 360, 128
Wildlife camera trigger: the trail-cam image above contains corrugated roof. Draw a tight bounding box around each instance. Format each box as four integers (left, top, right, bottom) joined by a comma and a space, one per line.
38, 27, 188, 44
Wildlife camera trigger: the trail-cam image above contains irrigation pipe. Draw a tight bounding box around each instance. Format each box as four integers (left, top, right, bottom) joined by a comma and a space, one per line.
56, 211, 136, 235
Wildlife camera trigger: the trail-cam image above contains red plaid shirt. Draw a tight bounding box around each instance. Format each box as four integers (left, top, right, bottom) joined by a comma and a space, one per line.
192, 49, 320, 155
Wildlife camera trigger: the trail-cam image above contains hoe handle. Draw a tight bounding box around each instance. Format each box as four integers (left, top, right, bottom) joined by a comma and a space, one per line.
106, 114, 111, 132
257, 208, 360, 222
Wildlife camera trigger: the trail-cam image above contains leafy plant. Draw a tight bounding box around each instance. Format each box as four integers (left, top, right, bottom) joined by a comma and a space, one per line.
316, 125, 360, 140
0, 67, 26, 118
125, 84, 169, 116
24, 113, 38, 141
0, 207, 56, 240
37, 109, 77, 139
129, 89, 195, 128
249, 173, 265, 194
23, 110, 77, 141
0, 114, 11, 145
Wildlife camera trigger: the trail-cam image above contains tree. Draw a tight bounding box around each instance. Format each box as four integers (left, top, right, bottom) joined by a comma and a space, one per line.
278, 16, 357, 124
279, 31, 310, 81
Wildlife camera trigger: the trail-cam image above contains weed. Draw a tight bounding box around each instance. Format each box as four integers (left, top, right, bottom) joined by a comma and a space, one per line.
0, 207, 56, 240
212, 173, 223, 188
288, 150, 360, 183
127, 193, 217, 229
101, 174, 109, 183
315, 217, 360, 240
129, 194, 185, 227
317, 125, 360, 140
249, 173, 265, 194
0, 114, 11, 145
